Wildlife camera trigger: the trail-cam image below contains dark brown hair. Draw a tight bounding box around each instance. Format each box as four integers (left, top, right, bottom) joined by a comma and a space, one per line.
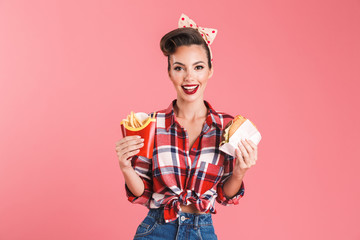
160, 28, 212, 71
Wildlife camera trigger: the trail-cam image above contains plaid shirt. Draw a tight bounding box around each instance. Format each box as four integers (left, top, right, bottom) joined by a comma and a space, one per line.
125, 99, 245, 223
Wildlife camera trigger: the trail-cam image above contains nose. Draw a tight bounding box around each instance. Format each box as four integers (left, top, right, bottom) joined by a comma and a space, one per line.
184, 69, 194, 81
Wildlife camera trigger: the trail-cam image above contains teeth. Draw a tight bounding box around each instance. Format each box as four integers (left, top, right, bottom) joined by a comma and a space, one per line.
183, 85, 198, 90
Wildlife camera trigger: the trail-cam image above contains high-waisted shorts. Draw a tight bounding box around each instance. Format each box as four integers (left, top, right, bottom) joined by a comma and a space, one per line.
133, 207, 218, 239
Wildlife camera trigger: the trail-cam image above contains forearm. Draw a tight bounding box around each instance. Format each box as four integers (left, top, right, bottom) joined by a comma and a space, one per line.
121, 167, 145, 197
222, 173, 244, 199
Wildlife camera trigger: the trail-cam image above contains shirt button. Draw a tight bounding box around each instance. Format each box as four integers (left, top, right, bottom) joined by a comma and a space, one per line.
192, 148, 196, 151
180, 216, 186, 221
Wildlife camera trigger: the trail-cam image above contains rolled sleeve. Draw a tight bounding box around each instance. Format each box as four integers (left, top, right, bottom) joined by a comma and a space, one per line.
125, 155, 153, 207
216, 155, 245, 205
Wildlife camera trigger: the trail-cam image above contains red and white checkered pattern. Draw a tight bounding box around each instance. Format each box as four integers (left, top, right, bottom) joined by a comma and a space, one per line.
125, 99, 245, 223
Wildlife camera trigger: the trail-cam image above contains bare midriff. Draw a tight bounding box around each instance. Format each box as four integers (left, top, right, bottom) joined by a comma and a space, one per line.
180, 203, 207, 214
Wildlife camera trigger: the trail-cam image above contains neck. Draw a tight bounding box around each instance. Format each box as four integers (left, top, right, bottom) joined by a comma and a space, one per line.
174, 98, 208, 121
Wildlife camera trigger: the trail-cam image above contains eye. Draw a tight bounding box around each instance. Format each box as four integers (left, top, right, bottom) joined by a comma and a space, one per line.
174, 66, 182, 71
195, 65, 204, 70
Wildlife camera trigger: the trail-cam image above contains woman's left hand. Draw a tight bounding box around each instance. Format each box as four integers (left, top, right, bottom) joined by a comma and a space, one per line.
233, 138, 258, 178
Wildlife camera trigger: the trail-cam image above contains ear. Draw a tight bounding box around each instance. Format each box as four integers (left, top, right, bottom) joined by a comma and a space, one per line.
208, 66, 214, 79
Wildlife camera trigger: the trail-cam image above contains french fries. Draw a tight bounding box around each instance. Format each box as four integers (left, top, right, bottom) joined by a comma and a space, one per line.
122, 111, 155, 128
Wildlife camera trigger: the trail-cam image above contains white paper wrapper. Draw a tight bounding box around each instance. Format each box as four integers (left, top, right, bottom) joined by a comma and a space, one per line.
219, 119, 262, 157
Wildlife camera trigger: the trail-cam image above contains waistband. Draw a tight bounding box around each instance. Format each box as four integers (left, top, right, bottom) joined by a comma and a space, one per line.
147, 207, 213, 227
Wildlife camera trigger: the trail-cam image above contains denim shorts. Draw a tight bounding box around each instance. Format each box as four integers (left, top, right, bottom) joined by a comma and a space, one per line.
133, 207, 218, 239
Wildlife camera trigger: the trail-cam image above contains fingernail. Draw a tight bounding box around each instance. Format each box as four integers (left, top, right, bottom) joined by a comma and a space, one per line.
137, 135, 141, 138
140, 138, 145, 142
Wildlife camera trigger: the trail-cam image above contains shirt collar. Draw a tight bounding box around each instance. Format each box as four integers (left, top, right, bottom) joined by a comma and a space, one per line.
164, 99, 223, 131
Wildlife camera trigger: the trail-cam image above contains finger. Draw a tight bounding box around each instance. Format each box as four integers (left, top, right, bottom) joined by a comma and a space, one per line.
241, 139, 254, 154
235, 148, 248, 169
241, 139, 255, 161
116, 144, 134, 153
116, 139, 139, 151
122, 141, 144, 153
123, 149, 140, 160
245, 139, 257, 150
238, 142, 252, 167
245, 139, 258, 161
120, 135, 142, 144
237, 143, 250, 167
119, 138, 144, 151
238, 142, 250, 159
117, 139, 143, 156
116, 135, 141, 146
235, 147, 243, 160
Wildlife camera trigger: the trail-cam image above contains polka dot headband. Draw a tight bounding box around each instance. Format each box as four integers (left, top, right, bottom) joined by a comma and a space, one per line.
178, 13, 217, 61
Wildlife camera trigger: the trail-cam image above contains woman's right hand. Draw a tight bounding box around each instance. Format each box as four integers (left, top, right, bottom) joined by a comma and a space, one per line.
115, 135, 144, 172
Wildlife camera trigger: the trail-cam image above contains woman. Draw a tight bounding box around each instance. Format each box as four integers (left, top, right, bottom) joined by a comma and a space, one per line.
115, 13, 258, 240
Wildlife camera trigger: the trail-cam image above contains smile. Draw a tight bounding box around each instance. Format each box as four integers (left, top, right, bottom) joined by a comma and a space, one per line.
181, 85, 199, 94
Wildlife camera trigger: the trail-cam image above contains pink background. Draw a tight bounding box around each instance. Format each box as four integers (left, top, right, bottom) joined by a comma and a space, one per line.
1, 0, 359, 239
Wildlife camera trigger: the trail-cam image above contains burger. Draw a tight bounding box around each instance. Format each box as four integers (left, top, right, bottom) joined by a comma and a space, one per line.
219, 115, 258, 146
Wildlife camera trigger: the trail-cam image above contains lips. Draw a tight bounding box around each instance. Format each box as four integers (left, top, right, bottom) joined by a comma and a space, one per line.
182, 84, 198, 89
181, 84, 199, 94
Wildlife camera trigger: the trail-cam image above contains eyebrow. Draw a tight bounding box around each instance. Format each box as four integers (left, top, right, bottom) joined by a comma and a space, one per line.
173, 61, 205, 66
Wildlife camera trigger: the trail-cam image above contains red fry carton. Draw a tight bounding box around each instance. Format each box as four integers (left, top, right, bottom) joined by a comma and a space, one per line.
120, 112, 156, 159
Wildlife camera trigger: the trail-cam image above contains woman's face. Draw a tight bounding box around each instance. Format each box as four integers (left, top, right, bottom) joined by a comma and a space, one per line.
168, 44, 213, 103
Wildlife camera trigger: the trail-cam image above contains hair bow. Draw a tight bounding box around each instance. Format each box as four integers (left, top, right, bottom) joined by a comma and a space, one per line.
178, 13, 217, 61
